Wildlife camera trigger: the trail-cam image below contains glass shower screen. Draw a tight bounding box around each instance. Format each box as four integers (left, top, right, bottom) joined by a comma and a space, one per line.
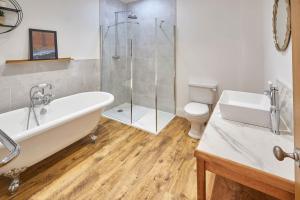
101, 18, 176, 134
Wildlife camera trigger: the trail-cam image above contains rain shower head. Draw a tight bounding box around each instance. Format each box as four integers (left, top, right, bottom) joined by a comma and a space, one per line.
115, 10, 138, 19
128, 14, 138, 19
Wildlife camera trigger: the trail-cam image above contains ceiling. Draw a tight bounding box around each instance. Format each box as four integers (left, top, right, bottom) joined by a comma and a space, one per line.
119, 0, 139, 4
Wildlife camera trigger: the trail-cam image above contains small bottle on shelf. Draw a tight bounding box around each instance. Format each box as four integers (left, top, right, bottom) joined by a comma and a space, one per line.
0, 10, 5, 25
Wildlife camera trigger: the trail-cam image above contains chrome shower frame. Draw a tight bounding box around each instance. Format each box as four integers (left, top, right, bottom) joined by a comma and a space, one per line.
100, 19, 177, 134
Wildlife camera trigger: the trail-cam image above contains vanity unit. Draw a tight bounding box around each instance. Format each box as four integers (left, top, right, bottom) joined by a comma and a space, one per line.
194, 91, 294, 200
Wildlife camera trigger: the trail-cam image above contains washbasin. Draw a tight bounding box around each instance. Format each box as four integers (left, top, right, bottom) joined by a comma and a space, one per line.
219, 90, 271, 128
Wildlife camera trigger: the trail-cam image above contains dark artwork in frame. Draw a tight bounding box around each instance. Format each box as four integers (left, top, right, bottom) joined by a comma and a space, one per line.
29, 29, 58, 60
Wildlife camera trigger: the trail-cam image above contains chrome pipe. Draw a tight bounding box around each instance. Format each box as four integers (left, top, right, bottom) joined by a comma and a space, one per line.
100, 25, 104, 88
26, 104, 31, 130
155, 18, 158, 133
173, 25, 177, 115
265, 83, 281, 135
113, 12, 120, 59
27, 83, 54, 130
130, 39, 133, 124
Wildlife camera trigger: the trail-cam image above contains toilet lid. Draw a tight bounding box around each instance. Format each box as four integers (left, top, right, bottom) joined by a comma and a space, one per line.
184, 102, 209, 116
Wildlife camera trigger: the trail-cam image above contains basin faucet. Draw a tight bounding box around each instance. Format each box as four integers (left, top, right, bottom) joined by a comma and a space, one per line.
265, 82, 280, 135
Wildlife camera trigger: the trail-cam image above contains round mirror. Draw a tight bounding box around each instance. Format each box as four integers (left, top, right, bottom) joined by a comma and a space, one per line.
273, 0, 291, 52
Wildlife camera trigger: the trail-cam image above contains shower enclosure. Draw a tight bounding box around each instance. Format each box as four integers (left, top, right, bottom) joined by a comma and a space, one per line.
100, 12, 176, 134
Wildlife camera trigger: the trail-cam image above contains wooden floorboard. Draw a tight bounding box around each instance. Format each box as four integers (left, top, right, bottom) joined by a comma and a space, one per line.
0, 117, 278, 200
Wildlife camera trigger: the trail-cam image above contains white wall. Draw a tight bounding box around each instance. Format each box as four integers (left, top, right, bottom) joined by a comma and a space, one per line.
0, 0, 100, 64
0, 0, 100, 113
176, 0, 265, 115
262, 0, 293, 88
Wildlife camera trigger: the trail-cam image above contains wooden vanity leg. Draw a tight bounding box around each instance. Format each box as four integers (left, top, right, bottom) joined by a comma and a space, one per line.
197, 158, 206, 200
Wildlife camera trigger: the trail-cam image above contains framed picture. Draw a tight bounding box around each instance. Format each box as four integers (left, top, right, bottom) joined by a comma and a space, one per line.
29, 29, 58, 60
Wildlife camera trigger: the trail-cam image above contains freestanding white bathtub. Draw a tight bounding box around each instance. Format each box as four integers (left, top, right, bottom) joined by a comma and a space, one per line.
0, 91, 114, 193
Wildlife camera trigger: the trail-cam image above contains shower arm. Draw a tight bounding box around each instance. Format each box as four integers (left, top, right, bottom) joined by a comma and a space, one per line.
108, 21, 139, 28
114, 10, 134, 15
104, 22, 140, 40
114, 12, 119, 58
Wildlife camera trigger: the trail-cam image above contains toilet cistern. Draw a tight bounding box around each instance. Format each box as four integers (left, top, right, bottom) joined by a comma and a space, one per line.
184, 81, 218, 139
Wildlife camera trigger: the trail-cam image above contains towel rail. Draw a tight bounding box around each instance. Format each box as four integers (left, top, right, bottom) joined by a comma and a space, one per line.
0, 129, 20, 168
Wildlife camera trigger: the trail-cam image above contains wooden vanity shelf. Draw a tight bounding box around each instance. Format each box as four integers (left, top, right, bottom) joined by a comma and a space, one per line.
5, 57, 73, 64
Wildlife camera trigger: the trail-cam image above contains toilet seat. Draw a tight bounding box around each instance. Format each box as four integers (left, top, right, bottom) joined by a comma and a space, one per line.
184, 102, 209, 117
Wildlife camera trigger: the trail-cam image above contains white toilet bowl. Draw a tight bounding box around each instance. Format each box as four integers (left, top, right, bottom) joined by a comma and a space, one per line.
184, 81, 217, 139
184, 102, 210, 139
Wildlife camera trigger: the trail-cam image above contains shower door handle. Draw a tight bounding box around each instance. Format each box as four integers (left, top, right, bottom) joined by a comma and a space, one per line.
130, 39, 133, 57
129, 39, 134, 124
0, 129, 20, 168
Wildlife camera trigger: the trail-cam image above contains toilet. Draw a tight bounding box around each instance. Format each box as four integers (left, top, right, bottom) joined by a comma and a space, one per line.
184, 81, 218, 139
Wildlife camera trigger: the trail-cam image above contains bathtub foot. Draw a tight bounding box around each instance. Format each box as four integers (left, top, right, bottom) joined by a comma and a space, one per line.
89, 125, 99, 144
89, 134, 98, 144
3, 168, 26, 194
8, 177, 20, 194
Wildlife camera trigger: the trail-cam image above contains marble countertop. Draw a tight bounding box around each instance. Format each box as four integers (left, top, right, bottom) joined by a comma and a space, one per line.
196, 104, 295, 182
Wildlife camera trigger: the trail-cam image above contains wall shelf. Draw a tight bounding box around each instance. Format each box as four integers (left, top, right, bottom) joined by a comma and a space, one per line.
0, 6, 21, 12
0, 23, 15, 28
6, 58, 74, 64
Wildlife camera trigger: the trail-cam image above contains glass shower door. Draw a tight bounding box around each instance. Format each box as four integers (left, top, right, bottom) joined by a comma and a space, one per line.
101, 23, 132, 124
156, 19, 176, 132
131, 19, 157, 133
101, 18, 176, 134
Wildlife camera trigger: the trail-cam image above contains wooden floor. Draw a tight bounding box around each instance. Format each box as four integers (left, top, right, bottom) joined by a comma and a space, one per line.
0, 117, 277, 200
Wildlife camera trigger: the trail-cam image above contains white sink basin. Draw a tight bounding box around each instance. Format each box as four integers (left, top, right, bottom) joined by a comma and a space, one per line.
219, 90, 271, 128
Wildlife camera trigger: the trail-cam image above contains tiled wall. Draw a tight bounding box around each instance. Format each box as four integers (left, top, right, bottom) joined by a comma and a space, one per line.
0, 59, 100, 113
129, 0, 176, 113
100, 0, 176, 113
100, 0, 131, 109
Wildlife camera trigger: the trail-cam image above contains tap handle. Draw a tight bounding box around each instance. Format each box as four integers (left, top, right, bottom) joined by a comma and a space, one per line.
273, 146, 300, 162
43, 94, 55, 105
37, 83, 54, 95
264, 90, 271, 96
264, 81, 274, 97
38, 83, 54, 90
268, 81, 273, 89
267, 80, 278, 91
38, 83, 48, 89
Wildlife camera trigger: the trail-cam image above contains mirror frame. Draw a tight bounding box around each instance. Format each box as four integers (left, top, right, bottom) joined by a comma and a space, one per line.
272, 0, 292, 52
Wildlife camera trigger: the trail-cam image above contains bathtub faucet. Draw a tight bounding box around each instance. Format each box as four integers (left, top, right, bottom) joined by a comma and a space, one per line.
31, 83, 55, 106
26, 84, 55, 130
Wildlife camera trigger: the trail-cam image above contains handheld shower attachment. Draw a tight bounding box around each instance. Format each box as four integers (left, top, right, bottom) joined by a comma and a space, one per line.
128, 13, 138, 19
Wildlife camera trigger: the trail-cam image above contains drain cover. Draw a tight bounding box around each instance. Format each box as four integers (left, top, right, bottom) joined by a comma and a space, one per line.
117, 109, 123, 113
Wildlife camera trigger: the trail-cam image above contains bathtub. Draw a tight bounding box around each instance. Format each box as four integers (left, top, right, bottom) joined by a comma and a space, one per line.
0, 91, 114, 193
